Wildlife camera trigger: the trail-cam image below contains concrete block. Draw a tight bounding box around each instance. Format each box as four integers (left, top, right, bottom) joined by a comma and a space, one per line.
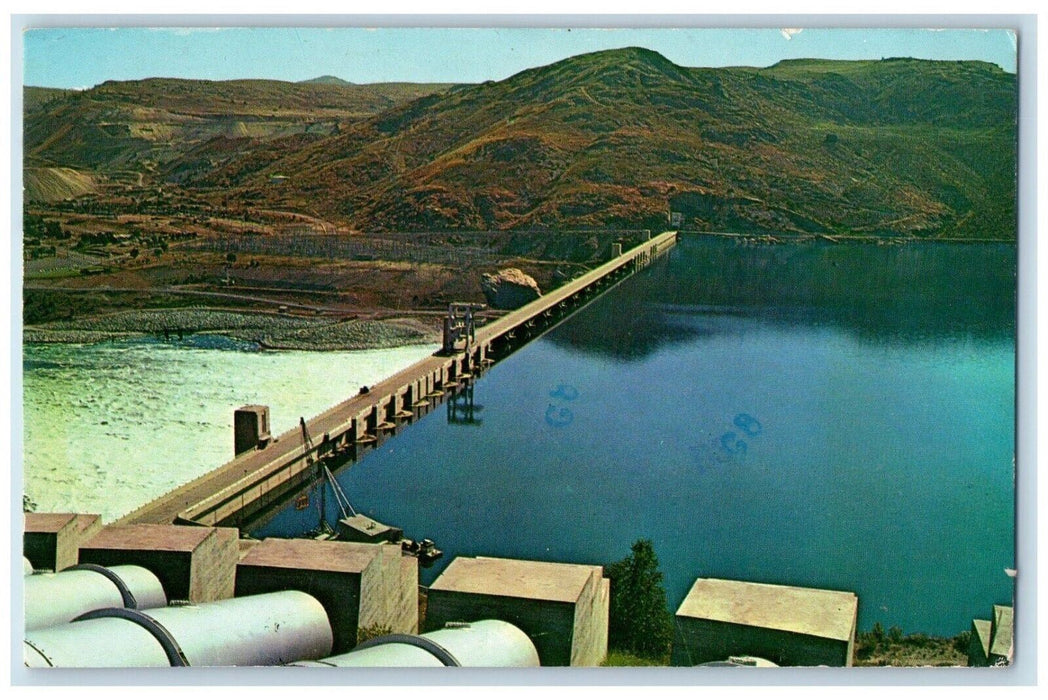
672, 578, 858, 667
234, 405, 271, 456
24, 513, 102, 572
968, 618, 992, 667
73, 514, 105, 543
235, 538, 416, 654
337, 514, 402, 544
425, 556, 609, 666
567, 566, 608, 666
989, 605, 1013, 664
396, 556, 420, 635
78, 524, 238, 603
357, 543, 401, 637
968, 605, 1012, 666
238, 539, 262, 559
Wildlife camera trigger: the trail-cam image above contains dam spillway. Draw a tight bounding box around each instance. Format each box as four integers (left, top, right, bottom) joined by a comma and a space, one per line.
116, 231, 678, 529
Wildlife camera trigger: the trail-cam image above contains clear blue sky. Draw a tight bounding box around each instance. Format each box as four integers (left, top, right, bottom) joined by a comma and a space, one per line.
21, 26, 1017, 90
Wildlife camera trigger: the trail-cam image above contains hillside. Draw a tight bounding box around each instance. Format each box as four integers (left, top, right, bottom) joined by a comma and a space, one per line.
24, 167, 98, 202
24, 86, 78, 113
198, 48, 1016, 238
23, 48, 1017, 238
22, 78, 455, 180
300, 75, 355, 86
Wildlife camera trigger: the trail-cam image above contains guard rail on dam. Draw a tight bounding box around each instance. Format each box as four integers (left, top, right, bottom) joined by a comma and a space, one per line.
117, 230, 678, 529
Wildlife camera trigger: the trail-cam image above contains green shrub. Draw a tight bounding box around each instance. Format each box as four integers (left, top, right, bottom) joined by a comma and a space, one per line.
356, 624, 393, 645
602, 649, 665, 666
905, 632, 932, 648
606, 539, 673, 662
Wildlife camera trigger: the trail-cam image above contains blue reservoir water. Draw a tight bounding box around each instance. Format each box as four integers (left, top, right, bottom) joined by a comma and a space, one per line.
255, 236, 1016, 636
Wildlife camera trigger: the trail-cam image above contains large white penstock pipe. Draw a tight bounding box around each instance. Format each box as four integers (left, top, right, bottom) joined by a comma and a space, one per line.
24, 591, 332, 667
292, 620, 540, 667
24, 564, 168, 630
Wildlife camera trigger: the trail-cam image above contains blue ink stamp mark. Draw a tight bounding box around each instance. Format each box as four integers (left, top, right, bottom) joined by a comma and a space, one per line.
733, 413, 762, 436
545, 383, 579, 427
719, 431, 748, 455
696, 412, 763, 466
545, 404, 575, 428
549, 384, 579, 401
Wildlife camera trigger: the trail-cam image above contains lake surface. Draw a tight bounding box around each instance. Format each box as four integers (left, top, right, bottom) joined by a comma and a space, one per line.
253, 236, 1016, 636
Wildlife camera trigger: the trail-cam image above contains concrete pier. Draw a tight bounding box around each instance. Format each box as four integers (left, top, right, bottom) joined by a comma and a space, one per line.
671, 577, 858, 667
77, 524, 239, 603
24, 513, 102, 572
117, 231, 677, 529
426, 556, 610, 666
235, 538, 417, 654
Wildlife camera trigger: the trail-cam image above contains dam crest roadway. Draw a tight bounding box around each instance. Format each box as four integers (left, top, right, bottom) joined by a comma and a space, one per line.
117, 231, 679, 530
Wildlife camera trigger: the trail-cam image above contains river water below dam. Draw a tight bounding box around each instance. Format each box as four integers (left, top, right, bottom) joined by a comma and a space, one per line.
23, 235, 1015, 636
22, 338, 438, 522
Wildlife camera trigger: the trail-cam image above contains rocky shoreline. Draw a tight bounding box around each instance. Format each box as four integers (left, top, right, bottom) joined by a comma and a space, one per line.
23, 307, 441, 351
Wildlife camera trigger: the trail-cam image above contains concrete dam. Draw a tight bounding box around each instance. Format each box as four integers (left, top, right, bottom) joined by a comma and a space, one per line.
116, 230, 679, 530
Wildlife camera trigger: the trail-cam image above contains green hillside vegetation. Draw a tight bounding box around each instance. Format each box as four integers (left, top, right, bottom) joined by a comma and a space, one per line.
853, 623, 970, 667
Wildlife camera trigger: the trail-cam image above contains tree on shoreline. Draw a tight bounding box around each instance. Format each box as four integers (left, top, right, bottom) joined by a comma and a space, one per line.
606, 539, 673, 661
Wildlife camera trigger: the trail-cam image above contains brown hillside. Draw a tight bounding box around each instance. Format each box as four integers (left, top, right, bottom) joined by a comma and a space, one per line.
24, 48, 1017, 239
23, 77, 455, 174
24, 167, 98, 202
196, 48, 1016, 238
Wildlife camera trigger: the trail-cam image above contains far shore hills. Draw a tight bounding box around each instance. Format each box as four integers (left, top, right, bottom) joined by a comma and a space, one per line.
24, 49, 1017, 352
22, 230, 1014, 353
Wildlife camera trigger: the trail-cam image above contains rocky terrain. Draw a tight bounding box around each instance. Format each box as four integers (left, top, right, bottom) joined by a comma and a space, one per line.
25, 48, 1016, 239
23, 77, 454, 193
25, 307, 440, 351
22, 48, 1018, 343
481, 268, 542, 309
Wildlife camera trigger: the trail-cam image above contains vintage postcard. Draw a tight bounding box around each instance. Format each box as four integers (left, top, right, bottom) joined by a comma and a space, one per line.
13, 18, 1027, 679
